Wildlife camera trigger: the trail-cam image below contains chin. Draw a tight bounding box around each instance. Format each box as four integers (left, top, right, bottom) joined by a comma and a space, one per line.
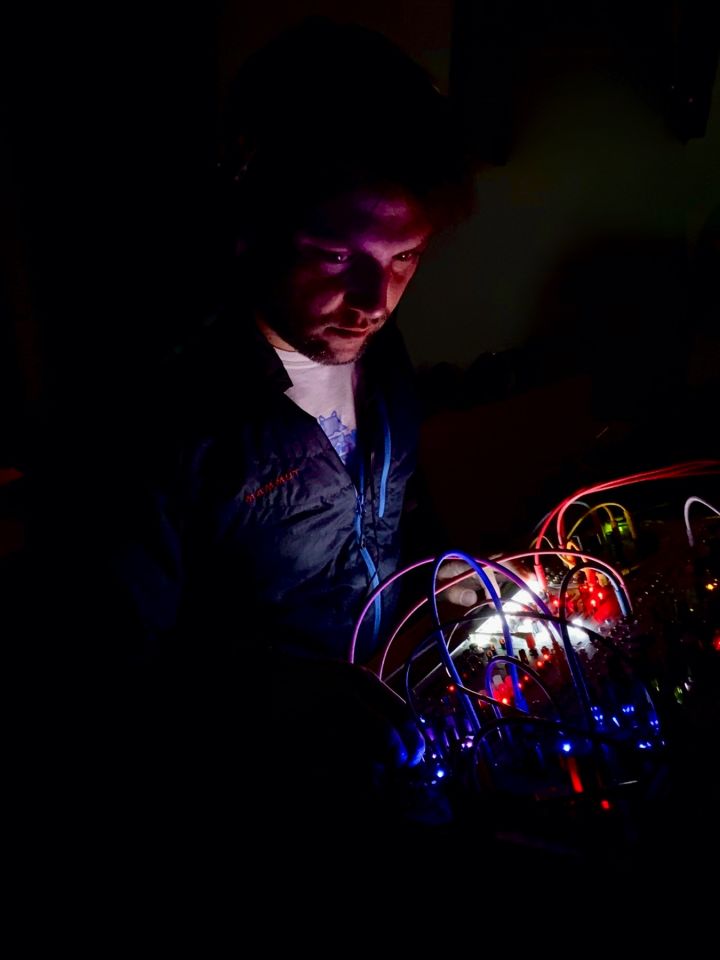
300, 336, 369, 366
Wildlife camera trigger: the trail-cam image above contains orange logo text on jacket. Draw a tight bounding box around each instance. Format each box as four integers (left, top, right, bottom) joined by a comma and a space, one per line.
244, 467, 301, 505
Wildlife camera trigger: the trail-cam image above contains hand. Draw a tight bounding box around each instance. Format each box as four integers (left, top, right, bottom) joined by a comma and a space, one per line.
272, 656, 425, 772
435, 559, 491, 608
435, 557, 529, 608
272, 656, 453, 841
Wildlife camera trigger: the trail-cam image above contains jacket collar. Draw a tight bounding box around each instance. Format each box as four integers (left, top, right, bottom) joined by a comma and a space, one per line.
188, 306, 405, 421
225, 311, 401, 394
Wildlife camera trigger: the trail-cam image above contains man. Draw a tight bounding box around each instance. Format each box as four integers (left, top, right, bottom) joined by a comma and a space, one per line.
213, 19, 471, 821
27, 20, 474, 822
209, 18, 473, 662
152, 19, 470, 752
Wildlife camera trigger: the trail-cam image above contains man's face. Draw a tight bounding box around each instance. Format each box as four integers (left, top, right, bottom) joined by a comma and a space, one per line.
256, 186, 433, 365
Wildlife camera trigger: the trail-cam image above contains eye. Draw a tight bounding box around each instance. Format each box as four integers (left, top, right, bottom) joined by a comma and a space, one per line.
394, 250, 422, 264
318, 250, 351, 265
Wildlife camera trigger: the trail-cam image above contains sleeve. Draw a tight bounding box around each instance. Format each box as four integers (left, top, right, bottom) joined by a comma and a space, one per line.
23, 414, 190, 674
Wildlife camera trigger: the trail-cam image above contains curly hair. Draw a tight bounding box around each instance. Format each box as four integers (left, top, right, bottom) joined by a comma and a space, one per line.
223, 17, 475, 245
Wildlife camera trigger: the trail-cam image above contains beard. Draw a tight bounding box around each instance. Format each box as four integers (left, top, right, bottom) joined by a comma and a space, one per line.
290, 331, 373, 365
265, 308, 385, 365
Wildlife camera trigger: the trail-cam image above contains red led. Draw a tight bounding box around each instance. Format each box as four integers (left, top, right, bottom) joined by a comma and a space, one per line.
447, 684, 456, 693
600, 799, 612, 811
712, 632, 720, 652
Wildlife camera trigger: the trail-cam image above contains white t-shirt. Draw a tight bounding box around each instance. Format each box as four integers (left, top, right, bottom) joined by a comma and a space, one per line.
274, 348, 358, 466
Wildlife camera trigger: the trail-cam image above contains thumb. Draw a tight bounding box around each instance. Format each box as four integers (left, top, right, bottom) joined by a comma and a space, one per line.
444, 586, 479, 607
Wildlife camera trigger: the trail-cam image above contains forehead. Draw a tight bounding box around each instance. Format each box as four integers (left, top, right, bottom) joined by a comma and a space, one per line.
298, 186, 432, 246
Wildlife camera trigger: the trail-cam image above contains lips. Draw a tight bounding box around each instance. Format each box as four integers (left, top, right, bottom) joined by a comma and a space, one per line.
327, 326, 370, 339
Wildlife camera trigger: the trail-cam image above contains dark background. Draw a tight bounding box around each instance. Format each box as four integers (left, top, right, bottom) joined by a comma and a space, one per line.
2, 1, 719, 545
1, 6, 718, 893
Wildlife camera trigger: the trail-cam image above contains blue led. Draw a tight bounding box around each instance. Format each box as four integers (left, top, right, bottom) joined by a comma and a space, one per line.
561, 742, 572, 753
436, 768, 446, 779
621, 704, 635, 715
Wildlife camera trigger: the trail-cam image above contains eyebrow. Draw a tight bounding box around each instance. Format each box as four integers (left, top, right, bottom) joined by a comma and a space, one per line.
296, 235, 351, 250
297, 234, 430, 254
402, 238, 429, 253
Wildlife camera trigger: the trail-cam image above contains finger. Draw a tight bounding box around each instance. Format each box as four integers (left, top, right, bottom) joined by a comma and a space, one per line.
363, 706, 410, 767
493, 558, 529, 582
358, 674, 425, 767
385, 727, 408, 767
443, 585, 480, 607
401, 722, 426, 767
438, 560, 474, 579
379, 719, 424, 768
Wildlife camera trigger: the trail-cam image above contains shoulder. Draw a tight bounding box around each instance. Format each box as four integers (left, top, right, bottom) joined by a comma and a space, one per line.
141, 315, 288, 436
363, 319, 415, 385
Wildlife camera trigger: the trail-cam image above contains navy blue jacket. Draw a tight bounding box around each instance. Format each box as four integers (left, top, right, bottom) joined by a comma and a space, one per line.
105, 316, 420, 666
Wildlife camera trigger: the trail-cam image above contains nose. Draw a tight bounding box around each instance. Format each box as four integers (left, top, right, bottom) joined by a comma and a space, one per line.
344, 258, 390, 322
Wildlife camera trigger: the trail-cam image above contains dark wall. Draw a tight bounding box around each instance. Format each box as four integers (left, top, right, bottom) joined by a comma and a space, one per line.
2, 6, 220, 457
3, 2, 718, 466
